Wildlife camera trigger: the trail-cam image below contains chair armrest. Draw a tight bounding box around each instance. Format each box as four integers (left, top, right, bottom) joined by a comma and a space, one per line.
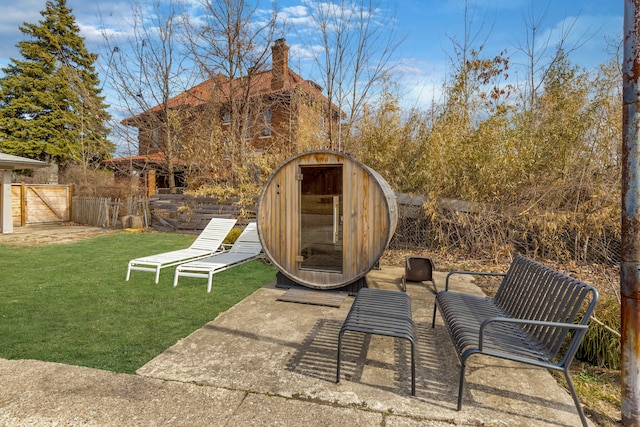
444, 271, 506, 291
478, 317, 589, 351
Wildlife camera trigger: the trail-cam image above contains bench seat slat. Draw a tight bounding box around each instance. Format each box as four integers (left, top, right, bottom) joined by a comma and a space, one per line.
337, 288, 416, 395
437, 292, 550, 362
432, 256, 598, 427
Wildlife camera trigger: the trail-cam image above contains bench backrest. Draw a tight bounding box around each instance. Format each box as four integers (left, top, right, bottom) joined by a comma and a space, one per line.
494, 256, 599, 362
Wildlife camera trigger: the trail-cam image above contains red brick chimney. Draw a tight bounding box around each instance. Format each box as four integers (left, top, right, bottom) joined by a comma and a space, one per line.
271, 38, 289, 90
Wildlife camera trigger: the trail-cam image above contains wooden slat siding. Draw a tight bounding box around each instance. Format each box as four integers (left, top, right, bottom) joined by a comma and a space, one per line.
284, 155, 301, 271
349, 158, 366, 277
11, 184, 21, 226
258, 150, 397, 290
343, 158, 355, 277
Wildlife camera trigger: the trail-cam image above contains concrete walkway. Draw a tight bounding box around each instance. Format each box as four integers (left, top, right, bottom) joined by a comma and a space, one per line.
0, 267, 595, 426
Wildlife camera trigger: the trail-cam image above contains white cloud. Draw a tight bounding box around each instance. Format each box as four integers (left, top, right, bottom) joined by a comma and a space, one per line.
0, 2, 43, 59
394, 57, 447, 109
0, 0, 133, 67
533, 12, 621, 70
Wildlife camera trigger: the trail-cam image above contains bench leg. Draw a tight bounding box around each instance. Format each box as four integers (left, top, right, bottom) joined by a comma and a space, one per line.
432, 300, 438, 328
457, 361, 467, 410
563, 368, 589, 427
337, 330, 416, 397
457, 360, 588, 427
336, 329, 344, 383
410, 339, 416, 396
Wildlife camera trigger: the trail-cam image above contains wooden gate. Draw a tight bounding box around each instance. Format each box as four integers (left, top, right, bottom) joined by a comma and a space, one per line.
11, 183, 71, 226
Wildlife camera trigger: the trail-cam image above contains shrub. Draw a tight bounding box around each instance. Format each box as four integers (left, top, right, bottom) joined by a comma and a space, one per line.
578, 295, 620, 369
224, 227, 243, 245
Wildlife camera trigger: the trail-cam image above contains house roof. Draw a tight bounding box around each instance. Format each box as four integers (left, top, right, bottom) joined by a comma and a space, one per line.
164, 68, 333, 108
122, 61, 339, 125
0, 152, 48, 170
103, 152, 185, 167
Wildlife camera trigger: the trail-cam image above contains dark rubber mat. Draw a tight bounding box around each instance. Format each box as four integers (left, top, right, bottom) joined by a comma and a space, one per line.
277, 288, 347, 307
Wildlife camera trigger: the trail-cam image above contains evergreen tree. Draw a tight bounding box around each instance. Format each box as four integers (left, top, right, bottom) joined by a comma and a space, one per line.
0, 0, 113, 167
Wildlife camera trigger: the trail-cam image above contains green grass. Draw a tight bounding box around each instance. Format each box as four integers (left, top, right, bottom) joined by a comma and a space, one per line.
0, 231, 277, 374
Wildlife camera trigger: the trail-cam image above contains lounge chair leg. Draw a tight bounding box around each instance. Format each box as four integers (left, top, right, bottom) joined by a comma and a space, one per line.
126, 265, 131, 281
173, 271, 179, 288
155, 268, 160, 284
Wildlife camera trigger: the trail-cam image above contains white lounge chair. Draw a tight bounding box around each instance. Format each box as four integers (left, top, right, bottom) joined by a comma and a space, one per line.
173, 222, 263, 292
126, 217, 237, 283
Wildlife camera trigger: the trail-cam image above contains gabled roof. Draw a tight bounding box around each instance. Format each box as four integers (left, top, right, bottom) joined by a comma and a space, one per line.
0, 152, 48, 170
123, 68, 339, 125
165, 68, 332, 107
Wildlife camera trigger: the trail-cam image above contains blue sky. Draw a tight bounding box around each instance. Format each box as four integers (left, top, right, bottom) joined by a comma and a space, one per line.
0, 0, 623, 112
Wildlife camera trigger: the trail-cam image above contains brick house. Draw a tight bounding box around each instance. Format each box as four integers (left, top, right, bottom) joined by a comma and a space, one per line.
109, 39, 341, 193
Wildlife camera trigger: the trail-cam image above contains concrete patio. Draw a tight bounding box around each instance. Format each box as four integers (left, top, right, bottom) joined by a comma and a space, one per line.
0, 266, 595, 426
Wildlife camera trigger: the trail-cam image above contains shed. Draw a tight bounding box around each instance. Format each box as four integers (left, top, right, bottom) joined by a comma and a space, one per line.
0, 153, 47, 234
258, 150, 397, 290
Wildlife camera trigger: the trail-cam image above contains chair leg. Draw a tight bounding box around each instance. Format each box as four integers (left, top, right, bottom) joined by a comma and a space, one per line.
563, 368, 589, 427
155, 268, 160, 284
126, 264, 131, 281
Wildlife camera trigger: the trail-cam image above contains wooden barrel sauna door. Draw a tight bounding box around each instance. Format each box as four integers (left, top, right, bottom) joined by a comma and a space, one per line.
299, 164, 343, 273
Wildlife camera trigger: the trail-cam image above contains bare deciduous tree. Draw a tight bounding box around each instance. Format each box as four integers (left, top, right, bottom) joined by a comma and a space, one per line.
103, 0, 197, 194
513, 1, 594, 110
185, 0, 280, 186
298, 0, 402, 150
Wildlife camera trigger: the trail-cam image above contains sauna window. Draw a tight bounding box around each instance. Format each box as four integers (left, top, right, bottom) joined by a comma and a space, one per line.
299, 164, 343, 273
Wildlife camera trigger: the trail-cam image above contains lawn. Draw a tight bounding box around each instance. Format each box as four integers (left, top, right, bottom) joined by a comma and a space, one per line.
0, 230, 277, 374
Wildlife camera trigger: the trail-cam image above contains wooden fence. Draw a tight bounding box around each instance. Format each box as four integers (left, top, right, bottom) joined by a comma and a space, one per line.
72, 196, 149, 228
11, 183, 71, 226
67, 192, 620, 266
149, 194, 256, 233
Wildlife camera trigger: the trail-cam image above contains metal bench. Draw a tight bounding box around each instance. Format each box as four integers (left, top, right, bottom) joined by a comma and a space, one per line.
336, 288, 416, 395
432, 256, 598, 427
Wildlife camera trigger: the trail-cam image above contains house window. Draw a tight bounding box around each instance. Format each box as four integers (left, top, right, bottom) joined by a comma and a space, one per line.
150, 128, 160, 151
223, 112, 231, 125
317, 117, 326, 138
262, 109, 272, 137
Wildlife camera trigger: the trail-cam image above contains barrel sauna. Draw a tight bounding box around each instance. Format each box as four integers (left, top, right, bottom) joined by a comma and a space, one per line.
257, 150, 397, 289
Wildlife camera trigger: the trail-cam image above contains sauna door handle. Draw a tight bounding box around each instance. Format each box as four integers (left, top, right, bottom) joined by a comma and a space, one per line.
333, 196, 340, 244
